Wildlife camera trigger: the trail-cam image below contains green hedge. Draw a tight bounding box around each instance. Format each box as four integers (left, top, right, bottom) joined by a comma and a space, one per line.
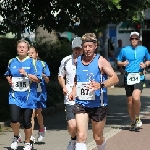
0, 38, 17, 79
0, 82, 11, 122
35, 38, 72, 81
0, 81, 63, 122
46, 81, 64, 107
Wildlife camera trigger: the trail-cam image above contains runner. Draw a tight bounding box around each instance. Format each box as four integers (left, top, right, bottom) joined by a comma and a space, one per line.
69, 33, 119, 150
58, 37, 83, 150
28, 46, 50, 143
117, 32, 150, 131
4, 40, 42, 150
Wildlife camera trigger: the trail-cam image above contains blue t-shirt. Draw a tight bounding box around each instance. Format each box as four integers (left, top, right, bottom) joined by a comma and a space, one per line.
36, 60, 50, 102
4, 56, 42, 109
117, 45, 150, 80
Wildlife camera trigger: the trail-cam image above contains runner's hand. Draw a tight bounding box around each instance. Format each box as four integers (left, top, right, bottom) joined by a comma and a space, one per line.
7, 76, 13, 86
123, 60, 129, 66
145, 61, 150, 67
68, 92, 75, 101
42, 73, 46, 78
140, 62, 146, 69
63, 86, 69, 95
19, 68, 26, 76
87, 81, 100, 91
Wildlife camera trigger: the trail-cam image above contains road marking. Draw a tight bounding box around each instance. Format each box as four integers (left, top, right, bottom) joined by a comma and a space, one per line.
87, 108, 150, 150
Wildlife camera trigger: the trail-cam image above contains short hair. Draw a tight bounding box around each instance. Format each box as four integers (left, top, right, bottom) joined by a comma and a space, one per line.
29, 46, 41, 60
17, 39, 30, 50
81, 33, 97, 43
29, 46, 38, 53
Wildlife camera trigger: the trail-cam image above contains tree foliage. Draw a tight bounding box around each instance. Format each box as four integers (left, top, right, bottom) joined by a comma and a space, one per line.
0, 0, 150, 35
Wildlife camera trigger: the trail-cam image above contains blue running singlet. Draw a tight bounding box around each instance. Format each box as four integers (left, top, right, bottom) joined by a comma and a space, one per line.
75, 54, 108, 108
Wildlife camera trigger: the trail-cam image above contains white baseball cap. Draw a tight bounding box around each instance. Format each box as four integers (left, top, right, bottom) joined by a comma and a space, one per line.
130, 32, 139, 37
72, 37, 82, 49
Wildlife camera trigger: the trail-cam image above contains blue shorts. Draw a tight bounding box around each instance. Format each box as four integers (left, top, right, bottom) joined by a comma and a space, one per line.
36, 101, 46, 109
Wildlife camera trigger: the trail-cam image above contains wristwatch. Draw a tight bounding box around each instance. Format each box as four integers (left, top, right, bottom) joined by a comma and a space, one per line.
25, 72, 29, 78
100, 83, 105, 88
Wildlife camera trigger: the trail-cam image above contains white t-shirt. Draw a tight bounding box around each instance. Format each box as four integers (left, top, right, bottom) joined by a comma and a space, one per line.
58, 55, 76, 105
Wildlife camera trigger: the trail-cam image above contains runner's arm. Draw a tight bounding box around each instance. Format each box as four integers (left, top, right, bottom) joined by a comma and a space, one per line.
43, 63, 50, 83
117, 48, 126, 66
28, 74, 40, 82
4, 62, 13, 86
68, 75, 76, 100
19, 69, 40, 82
58, 59, 66, 89
58, 76, 66, 89
43, 74, 49, 83
144, 48, 150, 66
98, 56, 119, 87
27, 60, 42, 82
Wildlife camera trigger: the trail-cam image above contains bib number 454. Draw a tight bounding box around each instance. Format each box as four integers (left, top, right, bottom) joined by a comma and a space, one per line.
127, 73, 140, 85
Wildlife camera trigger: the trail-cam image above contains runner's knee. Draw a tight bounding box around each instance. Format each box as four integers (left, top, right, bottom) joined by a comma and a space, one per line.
68, 120, 76, 130
93, 135, 103, 144
11, 117, 19, 123
23, 108, 33, 129
78, 132, 87, 142
24, 122, 32, 129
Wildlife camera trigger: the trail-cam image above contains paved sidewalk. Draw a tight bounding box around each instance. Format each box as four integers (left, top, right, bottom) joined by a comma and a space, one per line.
105, 112, 150, 150
0, 74, 150, 150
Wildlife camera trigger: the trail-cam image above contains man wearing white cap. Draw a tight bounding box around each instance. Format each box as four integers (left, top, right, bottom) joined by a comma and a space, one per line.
117, 32, 150, 131
58, 37, 83, 150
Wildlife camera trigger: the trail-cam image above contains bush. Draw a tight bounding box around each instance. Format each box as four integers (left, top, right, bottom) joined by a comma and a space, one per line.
46, 81, 64, 107
35, 38, 72, 81
0, 81, 10, 121
0, 38, 17, 79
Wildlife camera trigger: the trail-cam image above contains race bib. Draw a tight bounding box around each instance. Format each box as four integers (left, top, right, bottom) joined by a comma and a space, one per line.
12, 77, 29, 91
127, 73, 140, 85
76, 82, 95, 100
37, 83, 42, 92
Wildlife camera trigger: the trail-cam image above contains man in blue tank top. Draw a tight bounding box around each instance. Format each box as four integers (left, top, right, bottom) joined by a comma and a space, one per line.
69, 33, 119, 150
117, 32, 150, 131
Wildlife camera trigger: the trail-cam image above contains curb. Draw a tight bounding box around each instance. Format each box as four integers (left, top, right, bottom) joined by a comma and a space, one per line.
0, 103, 64, 129
0, 119, 10, 129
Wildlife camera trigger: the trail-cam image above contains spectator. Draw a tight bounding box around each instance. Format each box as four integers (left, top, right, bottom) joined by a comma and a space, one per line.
113, 39, 124, 74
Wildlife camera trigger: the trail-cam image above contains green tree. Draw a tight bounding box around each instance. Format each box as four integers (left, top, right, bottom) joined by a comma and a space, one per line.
0, 0, 150, 35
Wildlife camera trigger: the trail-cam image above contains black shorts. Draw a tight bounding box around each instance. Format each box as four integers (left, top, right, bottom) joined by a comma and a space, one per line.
73, 104, 108, 122
65, 104, 75, 121
117, 66, 125, 70
124, 81, 144, 97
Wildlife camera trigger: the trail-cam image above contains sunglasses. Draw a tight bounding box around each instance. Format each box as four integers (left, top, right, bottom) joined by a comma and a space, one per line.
130, 38, 139, 41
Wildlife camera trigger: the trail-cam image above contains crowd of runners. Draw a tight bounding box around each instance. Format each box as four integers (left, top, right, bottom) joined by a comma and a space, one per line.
4, 31, 150, 150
